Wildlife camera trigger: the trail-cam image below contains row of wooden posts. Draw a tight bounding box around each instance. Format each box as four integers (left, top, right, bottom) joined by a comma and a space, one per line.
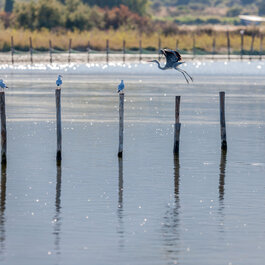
0, 89, 227, 164
9, 32, 264, 64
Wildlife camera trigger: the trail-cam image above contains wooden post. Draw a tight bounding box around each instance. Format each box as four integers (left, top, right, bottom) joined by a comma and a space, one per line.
123, 40, 126, 64
118, 93, 124, 157
219, 92, 227, 151
192, 33, 196, 59
87, 41, 90, 63
139, 40, 142, 63
158, 38, 161, 60
0, 92, 6, 165
212, 35, 216, 60
11, 36, 14, 65
250, 31, 255, 61
55, 88, 62, 161
49, 40, 53, 64
176, 39, 179, 50
68, 38, 72, 64
173, 96, 181, 154
240, 30, 244, 60
226, 31, 230, 61
260, 34, 263, 61
106, 39, 109, 64
29, 37, 33, 64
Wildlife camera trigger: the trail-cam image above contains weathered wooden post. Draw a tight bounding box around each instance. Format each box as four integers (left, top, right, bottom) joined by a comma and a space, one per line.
176, 39, 179, 50
158, 38, 161, 60
87, 41, 90, 63
106, 39, 109, 64
192, 33, 196, 59
226, 31, 230, 61
118, 93, 124, 157
219, 149, 227, 202
212, 35, 216, 60
29, 37, 33, 64
260, 34, 263, 61
49, 40, 53, 64
250, 31, 255, 61
68, 38, 72, 64
173, 96, 181, 154
11, 36, 14, 65
240, 30, 244, 60
0, 92, 7, 165
123, 40, 126, 64
55, 87, 62, 161
219, 92, 227, 151
139, 40, 142, 63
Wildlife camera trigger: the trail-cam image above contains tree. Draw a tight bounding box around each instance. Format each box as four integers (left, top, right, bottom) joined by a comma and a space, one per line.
259, 1, 265, 15
5, 0, 15, 13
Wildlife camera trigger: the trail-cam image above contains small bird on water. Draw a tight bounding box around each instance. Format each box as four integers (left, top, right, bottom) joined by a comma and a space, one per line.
148, 49, 193, 84
117, 80, 124, 93
0, 79, 8, 92
56, 75, 63, 88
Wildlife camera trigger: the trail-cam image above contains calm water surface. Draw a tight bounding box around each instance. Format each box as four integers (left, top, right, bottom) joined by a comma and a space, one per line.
0, 67, 265, 265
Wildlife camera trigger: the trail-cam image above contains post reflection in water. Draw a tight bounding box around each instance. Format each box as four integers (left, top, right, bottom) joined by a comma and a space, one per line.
162, 155, 181, 264
117, 157, 124, 248
0, 164, 6, 256
53, 162, 62, 257
218, 150, 227, 233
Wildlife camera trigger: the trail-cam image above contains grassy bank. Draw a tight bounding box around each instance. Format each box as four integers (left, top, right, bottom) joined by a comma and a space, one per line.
0, 27, 264, 54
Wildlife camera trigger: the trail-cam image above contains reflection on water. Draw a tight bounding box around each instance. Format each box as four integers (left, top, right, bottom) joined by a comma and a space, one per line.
117, 158, 124, 249
53, 162, 62, 257
162, 155, 181, 264
0, 164, 6, 256
218, 150, 227, 234
219, 150, 227, 206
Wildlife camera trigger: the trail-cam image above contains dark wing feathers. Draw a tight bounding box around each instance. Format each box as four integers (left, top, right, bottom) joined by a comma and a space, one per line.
161, 49, 182, 67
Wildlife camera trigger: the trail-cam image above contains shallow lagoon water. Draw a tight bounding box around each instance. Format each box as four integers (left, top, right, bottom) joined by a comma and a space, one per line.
0, 62, 265, 265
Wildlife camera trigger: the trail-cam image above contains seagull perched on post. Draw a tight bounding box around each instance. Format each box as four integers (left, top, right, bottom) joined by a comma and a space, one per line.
0, 79, 8, 92
148, 49, 193, 84
56, 75, 63, 88
117, 80, 124, 93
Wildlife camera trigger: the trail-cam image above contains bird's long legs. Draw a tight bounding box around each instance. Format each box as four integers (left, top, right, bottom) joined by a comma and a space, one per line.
175, 67, 190, 84
179, 69, 193, 82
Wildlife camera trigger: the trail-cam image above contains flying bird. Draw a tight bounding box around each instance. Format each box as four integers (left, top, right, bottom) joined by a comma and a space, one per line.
117, 80, 124, 93
56, 75, 63, 88
149, 49, 193, 84
0, 79, 8, 91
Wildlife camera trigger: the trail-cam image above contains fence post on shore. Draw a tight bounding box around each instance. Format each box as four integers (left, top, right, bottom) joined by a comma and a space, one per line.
29, 37, 33, 64
173, 96, 181, 154
55, 88, 62, 161
250, 31, 255, 61
192, 33, 196, 59
158, 38, 161, 60
87, 41, 90, 63
11, 36, 14, 65
139, 40, 142, 63
176, 39, 179, 51
260, 34, 263, 61
240, 30, 244, 60
68, 38, 72, 64
0, 92, 7, 165
106, 39, 109, 64
226, 31, 230, 61
118, 93, 124, 158
212, 35, 216, 60
49, 40, 53, 64
123, 40, 126, 64
219, 92, 227, 151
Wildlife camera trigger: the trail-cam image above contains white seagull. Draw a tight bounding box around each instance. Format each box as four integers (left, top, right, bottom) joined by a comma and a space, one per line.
0, 79, 8, 92
56, 75, 63, 88
117, 80, 124, 93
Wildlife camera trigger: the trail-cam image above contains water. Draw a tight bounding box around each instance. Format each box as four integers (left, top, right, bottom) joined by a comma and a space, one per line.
0, 62, 265, 265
